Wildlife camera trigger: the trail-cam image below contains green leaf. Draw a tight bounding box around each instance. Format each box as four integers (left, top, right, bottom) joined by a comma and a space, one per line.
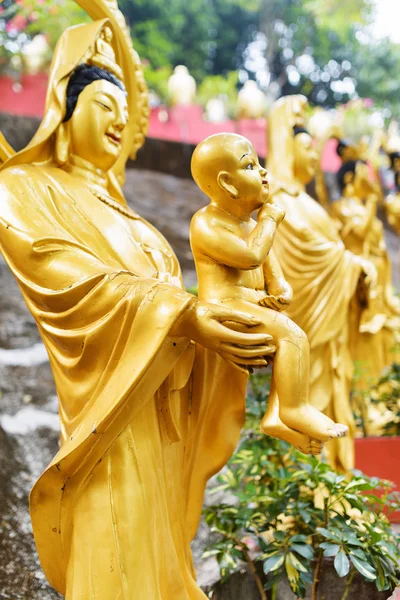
350, 556, 377, 580
289, 552, 307, 573
374, 557, 387, 592
334, 550, 350, 577
291, 543, 314, 560
299, 509, 312, 524
285, 554, 300, 585
344, 479, 369, 491
263, 554, 285, 574
348, 548, 368, 561
320, 542, 340, 558
290, 534, 309, 543
316, 527, 341, 542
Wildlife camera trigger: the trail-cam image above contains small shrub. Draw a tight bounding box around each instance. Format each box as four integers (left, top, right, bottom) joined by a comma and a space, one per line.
204, 372, 400, 598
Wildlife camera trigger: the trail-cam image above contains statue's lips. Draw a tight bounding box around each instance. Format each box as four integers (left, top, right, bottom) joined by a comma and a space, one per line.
262, 179, 268, 185
106, 132, 121, 145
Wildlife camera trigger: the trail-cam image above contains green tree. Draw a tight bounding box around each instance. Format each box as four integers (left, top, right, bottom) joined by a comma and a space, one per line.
257, 0, 375, 106
119, 0, 260, 81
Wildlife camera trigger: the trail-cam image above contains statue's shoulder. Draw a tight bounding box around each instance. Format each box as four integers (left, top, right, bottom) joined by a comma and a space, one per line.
0, 163, 48, 188
0, 164, 56, 217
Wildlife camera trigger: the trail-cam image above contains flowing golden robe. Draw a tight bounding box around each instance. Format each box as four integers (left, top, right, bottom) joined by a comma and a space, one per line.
267, 96, 365, 471
0, 19, 248, 599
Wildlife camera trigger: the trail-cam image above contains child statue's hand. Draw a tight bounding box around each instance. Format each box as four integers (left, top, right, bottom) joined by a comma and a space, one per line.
258, 202, 285, 225
259, 280, 293, 311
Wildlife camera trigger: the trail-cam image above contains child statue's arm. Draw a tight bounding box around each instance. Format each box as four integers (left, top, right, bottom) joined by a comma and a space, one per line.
259, 249, 293, 311
191, 203, 285, 269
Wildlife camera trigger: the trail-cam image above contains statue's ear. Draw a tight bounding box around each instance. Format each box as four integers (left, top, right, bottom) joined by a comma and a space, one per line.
217, 171, 239, 198
54, 122, 71, 166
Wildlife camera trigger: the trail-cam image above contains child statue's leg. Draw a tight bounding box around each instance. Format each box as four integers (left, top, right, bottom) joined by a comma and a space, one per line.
261, 380, 324, 455
228, 300, 348, 442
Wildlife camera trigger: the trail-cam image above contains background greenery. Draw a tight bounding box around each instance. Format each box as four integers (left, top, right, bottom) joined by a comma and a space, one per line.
0, 0, 399, 116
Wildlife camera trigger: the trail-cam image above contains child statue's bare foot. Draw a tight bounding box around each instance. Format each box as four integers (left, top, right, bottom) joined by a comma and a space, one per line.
279, 404, 348, 442
261, 413, 324, 455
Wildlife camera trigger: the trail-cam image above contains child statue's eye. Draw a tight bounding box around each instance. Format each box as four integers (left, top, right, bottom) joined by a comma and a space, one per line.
246, 163, 254, 170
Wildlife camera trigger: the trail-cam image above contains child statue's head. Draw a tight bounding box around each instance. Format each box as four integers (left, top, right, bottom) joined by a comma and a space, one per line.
191, 133, 270, 212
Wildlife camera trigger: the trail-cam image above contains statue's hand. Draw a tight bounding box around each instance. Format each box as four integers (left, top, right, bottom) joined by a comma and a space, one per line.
171, 300, 276, 368
261, 278, 293, 311
258, 202, 285, 225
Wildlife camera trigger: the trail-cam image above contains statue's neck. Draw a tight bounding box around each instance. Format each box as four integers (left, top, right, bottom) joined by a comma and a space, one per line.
63, 155, 108, 190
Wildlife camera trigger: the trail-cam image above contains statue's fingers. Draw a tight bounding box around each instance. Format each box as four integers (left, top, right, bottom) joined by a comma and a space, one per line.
219, 352, 269, 367
219, 343, 274, 358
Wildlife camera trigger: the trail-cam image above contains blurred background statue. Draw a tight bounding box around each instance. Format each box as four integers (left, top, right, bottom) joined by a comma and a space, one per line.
168, 64, 197, 106
332, 140, 400, 399
383, 122, 400, 235
267, 95, 377, 472
237, 80, 266, 119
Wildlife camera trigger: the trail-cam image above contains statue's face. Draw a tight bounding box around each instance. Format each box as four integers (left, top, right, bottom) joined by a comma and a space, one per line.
230, 140, 269, 209
293, 132, 317, 185
67, 79, 128, 171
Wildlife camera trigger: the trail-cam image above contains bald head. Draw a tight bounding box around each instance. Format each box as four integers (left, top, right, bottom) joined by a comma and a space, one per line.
191, 133, 256, 197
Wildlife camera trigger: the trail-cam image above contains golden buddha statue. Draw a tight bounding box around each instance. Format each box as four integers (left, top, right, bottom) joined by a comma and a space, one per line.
0, 4, 275, 598
266, 95, 377, 472
331, 142, 400, 391
383, 126, 400, 234
190, 132, 348, 455
88, 25, 124, 80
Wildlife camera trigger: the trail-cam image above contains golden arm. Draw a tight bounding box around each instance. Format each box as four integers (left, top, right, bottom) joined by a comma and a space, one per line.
191, 203, 285, 269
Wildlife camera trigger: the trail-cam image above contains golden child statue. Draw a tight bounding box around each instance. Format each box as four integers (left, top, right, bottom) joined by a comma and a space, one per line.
266, 96, 377, 472
190, 133, 348, 454
0, 3, 277, 598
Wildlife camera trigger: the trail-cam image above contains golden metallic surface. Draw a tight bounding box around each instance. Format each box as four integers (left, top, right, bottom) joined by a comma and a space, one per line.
267, 96, 377, 472
190, 132, 349, 456
331, 160, 400, 393
0, 10, 276, 599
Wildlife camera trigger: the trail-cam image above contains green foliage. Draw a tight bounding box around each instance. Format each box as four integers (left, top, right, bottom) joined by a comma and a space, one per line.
258, 0, 400, 116
120, 0, 259, 82
0, 0, 89, 75
142, 64, 172, 104
204, 371, 400, 598
18, 0, 89, 49
197, 71, 239, 118
368, 362, 400, 436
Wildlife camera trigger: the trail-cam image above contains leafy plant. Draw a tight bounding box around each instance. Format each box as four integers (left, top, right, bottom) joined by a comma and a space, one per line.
367, 362, 400, 437
203, 371, 400, 599
197, 71, 239, 119
142, 64, 172, 104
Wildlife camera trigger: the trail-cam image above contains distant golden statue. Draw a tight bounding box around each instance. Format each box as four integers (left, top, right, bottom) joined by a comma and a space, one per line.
332, 146, 400, 390
191, 132, 348, 455
267, 95, 377, 471
384, 134, 400, 235
0, 5, 275, 599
